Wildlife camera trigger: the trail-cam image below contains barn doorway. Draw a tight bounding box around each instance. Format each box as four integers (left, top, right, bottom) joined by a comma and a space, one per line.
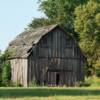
56, 73, 60, 86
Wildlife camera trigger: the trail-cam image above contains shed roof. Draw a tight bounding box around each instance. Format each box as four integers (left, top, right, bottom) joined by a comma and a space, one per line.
8, 24, 59, 58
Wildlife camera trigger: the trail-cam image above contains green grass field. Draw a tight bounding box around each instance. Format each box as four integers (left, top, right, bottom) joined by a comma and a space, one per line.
0, 87, 100, 100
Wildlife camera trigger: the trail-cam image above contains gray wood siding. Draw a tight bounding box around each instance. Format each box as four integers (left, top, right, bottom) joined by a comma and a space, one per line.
10, 59, 28, 87
28, 28, 85, 86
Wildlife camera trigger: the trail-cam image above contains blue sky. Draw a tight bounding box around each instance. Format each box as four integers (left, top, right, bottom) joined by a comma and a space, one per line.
0, 0, 44, 52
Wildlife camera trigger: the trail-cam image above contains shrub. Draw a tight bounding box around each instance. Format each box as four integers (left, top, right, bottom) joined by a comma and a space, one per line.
0, 50, 11, 86
86, 76, 100, 87
29, 80, 37, 87
96, 69, 100, 77
75, 81, 91, 87
2, 60, 11, 86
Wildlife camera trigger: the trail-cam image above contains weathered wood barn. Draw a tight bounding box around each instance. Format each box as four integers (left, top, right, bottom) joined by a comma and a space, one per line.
8, 24, 86, 87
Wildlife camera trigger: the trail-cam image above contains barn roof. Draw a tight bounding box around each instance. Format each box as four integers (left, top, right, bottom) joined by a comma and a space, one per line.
8, 24, 59, 58
8, 24, 86, 59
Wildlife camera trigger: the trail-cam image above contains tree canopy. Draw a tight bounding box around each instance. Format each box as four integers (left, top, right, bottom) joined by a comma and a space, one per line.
74, 0, 100, 75
39, 0, 88, 31
28, 0, 89, 41
28, 18, 54, 29
29, 0, 88, 33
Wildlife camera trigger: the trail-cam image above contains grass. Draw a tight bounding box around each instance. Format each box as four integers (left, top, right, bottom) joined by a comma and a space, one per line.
0, 76, 100, 100
0, 87, 100, 100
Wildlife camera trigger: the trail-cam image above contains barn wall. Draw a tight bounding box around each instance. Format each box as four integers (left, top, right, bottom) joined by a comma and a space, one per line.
27, 54, 36, 84
28, 27, 85, 86
10, 59, 28, 87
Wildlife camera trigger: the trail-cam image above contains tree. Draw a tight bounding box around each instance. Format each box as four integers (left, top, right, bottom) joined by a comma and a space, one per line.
28, 0, 88, 41
39, 0, 88, 32
28, 18, 55, 29
1, 50, 11, 86
0, 51, 2, 85
74, 0, 100, 76
2, 60, 11, 86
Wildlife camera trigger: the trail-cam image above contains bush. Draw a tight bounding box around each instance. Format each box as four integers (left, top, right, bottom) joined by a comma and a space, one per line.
0, 50, 11, 86
75, 81, 91, 87
96, 69, 100, 77
2, 60, 11, 86
86, 76, 100, 87
29, 80, 37, 87
11, 82, 23, 87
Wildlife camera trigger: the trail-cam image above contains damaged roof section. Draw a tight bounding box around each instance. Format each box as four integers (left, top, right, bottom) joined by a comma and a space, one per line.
7, 24, 58, 58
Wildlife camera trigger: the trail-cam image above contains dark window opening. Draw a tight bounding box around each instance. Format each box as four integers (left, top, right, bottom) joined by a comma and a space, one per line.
66, 37, 72, 48
41, 37, 48, 48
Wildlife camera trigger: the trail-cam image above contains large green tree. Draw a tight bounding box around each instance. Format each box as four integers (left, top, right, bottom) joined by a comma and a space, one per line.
39, 0, 88, 32
29, 0, 88, 39
74, 0, 100, 76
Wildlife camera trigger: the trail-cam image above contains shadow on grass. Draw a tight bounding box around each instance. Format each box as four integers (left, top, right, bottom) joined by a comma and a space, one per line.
0, 88, 100, 98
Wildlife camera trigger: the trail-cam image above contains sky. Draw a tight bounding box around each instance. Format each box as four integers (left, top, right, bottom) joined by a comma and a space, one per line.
0, 0, 45, 52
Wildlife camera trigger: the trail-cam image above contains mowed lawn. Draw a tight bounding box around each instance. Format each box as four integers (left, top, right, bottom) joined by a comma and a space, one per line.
0, 87, 100, 100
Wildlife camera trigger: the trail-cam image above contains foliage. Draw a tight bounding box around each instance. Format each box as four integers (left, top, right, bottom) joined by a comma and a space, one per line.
96, 69, 100, 77
12, 82, 23, 87
0, 51, 2, 85
29, 76, 38, 87
28, 18, 55, 29
75, 81, 91, 87
39, 0, 88, 32
85, 76, 100, 87
74, 0, 100, 76
0, 50, 11, 86
85, 63, 95, 77
1, 60, 11, 86
28, 0, 89, 41
29, 80, 37, 87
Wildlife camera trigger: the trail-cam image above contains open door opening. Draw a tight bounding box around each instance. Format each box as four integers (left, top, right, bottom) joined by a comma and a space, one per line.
56, 73, 60, 86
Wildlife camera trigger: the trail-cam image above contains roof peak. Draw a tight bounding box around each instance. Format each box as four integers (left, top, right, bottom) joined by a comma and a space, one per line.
7, 24, 61, 58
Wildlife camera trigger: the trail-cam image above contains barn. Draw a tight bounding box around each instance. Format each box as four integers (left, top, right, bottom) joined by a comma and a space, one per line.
8, 24, 86, 87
